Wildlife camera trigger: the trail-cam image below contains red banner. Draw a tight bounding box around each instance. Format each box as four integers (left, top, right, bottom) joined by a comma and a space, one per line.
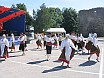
0, 10, 25, 23
0, 6, 11, 14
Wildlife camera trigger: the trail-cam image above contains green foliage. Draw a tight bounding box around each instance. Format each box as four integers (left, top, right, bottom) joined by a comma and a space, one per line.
35, 3, 52, 33
11, 3, 79, 33
11, 3, 32, 31
61, 8, 78, 33
48, 7, 63, 28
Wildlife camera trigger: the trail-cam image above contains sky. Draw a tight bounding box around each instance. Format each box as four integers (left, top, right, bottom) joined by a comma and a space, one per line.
0, 0, 104, 15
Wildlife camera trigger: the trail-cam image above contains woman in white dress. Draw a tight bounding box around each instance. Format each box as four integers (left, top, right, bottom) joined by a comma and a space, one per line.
58, 34, 76, 68
0, 34, 9, 59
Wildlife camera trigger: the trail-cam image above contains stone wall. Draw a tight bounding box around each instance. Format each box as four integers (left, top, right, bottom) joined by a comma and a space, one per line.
79, 7, 104, 37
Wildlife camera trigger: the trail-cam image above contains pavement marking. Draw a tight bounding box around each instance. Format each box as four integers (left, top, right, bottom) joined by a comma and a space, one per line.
8, 60, 102, 75
99, 48, 104, 78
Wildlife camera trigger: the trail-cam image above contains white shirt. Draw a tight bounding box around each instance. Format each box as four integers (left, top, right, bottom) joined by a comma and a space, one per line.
0, 38, 9, 47
24, 35, 27, 41
37, 35, 41, 40
86, 37, 93, 43
92, 38, 98, 47
70, 35, 77, 41
58, 36, 62, 41
19, 36, 25, 43
46, 37, 54, 43
10, 36, 15, 42
77, 37, 82, 43
61, 39, 76, 50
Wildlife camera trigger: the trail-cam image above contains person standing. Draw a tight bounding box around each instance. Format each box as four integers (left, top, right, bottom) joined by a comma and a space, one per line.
19, 33, 25, 56
0, 34, 9, 59
46, 33, 53, 61
9, 33, 15, 52
58, 34, 76, 68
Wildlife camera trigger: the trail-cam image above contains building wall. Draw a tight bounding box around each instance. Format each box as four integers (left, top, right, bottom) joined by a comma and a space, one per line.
79, 8, 104, 37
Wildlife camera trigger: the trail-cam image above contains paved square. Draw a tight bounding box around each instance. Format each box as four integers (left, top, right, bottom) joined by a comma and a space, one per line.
0, 40, 104, 78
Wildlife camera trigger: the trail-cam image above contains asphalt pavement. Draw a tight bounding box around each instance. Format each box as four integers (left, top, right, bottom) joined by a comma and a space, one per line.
0, 39, 104, 78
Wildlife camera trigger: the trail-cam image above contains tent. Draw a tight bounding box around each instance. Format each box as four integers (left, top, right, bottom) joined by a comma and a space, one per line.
0, 6, 25, 35
46, 28, 66, 33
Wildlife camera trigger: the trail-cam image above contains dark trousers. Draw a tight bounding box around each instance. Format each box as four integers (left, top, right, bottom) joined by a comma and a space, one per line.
77, 43, 82, 49
59, 41, 62, 46
46, 45, 52, 54
19, 44, 25, 51
44, 41, 46, 47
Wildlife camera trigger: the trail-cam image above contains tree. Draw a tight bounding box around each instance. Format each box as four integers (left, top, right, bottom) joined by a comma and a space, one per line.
32, 9, 37, 33
11, 4, 16, 8
61, 8, 78, 33
35, 3, 52, 33
11, 3, 32, 31
48, 7, 63, 28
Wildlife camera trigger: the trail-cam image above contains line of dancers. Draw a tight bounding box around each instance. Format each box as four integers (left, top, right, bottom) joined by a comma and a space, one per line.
0, 32, 100, 68
0, 32, 27, 60
44, 32, 100, 68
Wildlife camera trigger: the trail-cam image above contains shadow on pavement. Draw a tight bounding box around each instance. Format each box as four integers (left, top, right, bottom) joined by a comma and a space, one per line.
0, 59, 5, 62
29, 48, 43, 51
42, 66, 67, 73
27, 59, 47, 64
53, 60, 61, 63
79, 60, 97, 66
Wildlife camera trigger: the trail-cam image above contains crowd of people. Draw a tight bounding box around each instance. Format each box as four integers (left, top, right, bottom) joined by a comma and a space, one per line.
35, 32, 100, 67
0, 32, 27, 59
0, 32, 100, 68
